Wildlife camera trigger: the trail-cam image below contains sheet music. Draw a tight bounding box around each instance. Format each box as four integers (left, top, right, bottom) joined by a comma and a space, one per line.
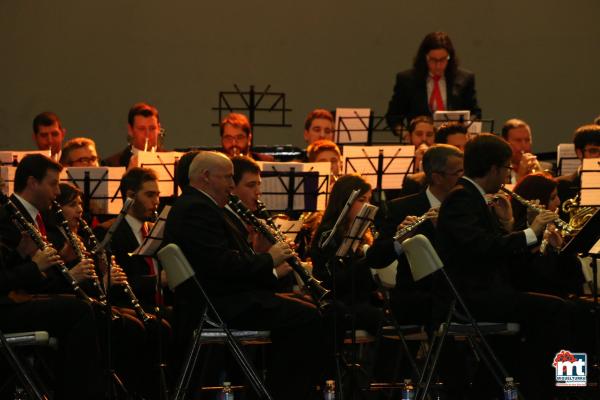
0, 166, 16, 195
335, 203, 378, 257
272, 218, 303, 241
580, 158, 600, 206
335, 108, 371, 144
61, 167, 125, 214
342, 145, 414, 190
433, 110, 470, 127
557, 143, 581, 176
131, 205, 171, 257
137, 151, 184, 197
0, 150, 51, 165
257, 161, 331, 211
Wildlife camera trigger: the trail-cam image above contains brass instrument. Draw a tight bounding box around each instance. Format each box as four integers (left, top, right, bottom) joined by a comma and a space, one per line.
52, 201, 107, 303
0, 193, 94, 304
393, 210, 437, 242
562, 194, 596, 232
79, 218, 152, 324
500, 187, 574, 236
229, 195, 331, 310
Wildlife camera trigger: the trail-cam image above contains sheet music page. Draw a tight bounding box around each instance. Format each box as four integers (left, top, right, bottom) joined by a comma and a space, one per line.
557, 143, 582, 176
342, 145, 414, 190
137, 151, 184, 197
131, 205, 171, 257
272, 218, 303, 241
0, 150, 51, 165
61, 167, 126, 214
335, 108, 371, 144
257, 161, 331, 211
335, 203, 378, 257
581, 158, 600, 206
0, 166, 16, 195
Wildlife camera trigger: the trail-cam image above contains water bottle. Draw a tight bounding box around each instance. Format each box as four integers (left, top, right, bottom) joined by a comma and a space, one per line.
401, 378, 415, 400
221, 381, 234, 400
503, 377, 518, 400
323, 379, 335, 400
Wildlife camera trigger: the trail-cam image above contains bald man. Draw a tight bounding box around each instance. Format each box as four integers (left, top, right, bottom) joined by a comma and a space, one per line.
164, 151, 332, 400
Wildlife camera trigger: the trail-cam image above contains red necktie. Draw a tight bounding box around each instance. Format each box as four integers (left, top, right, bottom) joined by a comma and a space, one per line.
141, 222, 164, 305
429, 75, 445, 112
35, 213, 47, 237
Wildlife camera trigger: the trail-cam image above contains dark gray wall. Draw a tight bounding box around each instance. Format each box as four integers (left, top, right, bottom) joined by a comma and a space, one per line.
1, 1, 599, 156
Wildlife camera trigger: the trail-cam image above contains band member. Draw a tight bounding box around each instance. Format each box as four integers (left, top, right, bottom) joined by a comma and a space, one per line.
59, 137, 100, 167
102, 102, 164, 168
306, 139, 343, 180
501, 119, 547, 183
398, 116, 435, 196
0, 157, 103, 400
32, 111, 65, 161
95, 167, 166, 310
436, 134, 571, 399
311, 174, 385, 334
368, 144, 463, 324
303, 109, 335, 146
164, 151, 333, 400
509, 173, 585, 297
219, 113, 273, 161
435, 121, 468, 151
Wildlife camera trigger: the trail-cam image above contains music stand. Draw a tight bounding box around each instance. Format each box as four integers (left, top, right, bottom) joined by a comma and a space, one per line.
335, 108, 371, 145
257, 161, 331, 213
211, 84, 292, 129
61, 167, 125, 216
580, 159, 600, 207
342, 145, 415, 191
131, 206, 172, 400
556, 143, 582, 177
136, 151, 184, 199
0, 150, 51, 166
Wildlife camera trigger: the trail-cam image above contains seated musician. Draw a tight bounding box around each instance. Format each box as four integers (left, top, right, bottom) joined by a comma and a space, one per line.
0, 157, 103, 399
501, 118, 549, 183
164, 151, 334, 400
398, 115, 436, 197
303, 109, 335, 146
31, 111, 65, 161
310, 174, 385, 334
59, 137, 100, 167
219, 113, 274, 161
435, 121, 468, 151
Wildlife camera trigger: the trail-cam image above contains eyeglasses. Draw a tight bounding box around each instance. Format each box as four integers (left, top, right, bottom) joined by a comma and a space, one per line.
70, 156, 98, 165
426, 55, 450, 64
222, 134, 247, 143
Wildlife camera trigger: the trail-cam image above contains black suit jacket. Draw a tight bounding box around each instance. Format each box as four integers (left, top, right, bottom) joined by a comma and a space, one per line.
102, 146, 133, 168
164, 186, 278, 320
436, 178, 530, 294
386, 67, 481, 129
368, 191, 434, 290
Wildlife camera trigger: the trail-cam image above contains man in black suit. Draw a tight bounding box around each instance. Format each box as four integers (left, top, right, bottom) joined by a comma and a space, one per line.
556, 124, 600, 211
385, 32, 481, 132
164, 151, 332, 400
0, 156, 103, 400
436, 134, 570, 399
368, 144, 463, 324
102, 102, 165, 168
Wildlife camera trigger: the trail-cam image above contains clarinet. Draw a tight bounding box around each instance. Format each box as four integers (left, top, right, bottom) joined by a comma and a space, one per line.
52, 201, 107, 303
0, 193, 93, 304
229, 195, 331, 310
79, 218, 152, 324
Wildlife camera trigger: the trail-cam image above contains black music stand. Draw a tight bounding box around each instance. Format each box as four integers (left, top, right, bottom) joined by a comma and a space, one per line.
211, 84, 292, 129
335, 109, 371, 145
259, 163, 330, 215
137, 151, 183, 199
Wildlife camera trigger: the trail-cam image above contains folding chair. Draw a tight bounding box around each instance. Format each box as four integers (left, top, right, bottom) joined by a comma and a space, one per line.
157, 243, 273, 400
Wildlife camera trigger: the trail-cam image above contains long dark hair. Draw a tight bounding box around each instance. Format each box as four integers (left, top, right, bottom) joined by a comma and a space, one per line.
313, 174, 372, 248
413, 31, 458, 80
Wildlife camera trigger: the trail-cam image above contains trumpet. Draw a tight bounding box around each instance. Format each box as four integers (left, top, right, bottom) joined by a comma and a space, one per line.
0, 193, 94, 304
229, 195, 331, 310
499, 187, 574, 236
52, 201, 107, 303
79, 218, 152, 324
393, 209, 437, 242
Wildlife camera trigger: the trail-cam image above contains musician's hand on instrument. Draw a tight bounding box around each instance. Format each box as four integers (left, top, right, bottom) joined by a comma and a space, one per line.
16, 233, 38, 258
398, 216, 418, 231
274, 262, 293, 278
109, 265, 128, 286
268, 241, 293, 267
517, 153, 541, 178
544, 223, 564, 249
69, 258, 97, 283
426, 207, 439, 226
32, 247, 60, 272
489, 193, 513, 222
530, 210, 557, 236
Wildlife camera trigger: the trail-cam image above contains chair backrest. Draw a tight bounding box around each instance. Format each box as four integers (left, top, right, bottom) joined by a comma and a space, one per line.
402, 234, 443, 281
157, 243, 195, 291
371, 260, 397, 289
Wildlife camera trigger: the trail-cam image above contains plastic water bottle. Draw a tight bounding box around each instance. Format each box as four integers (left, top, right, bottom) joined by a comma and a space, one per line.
503, 377, 518, 400
402, 378, 415, 400
323, 379, 335, 400
221, 381, 234, 400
